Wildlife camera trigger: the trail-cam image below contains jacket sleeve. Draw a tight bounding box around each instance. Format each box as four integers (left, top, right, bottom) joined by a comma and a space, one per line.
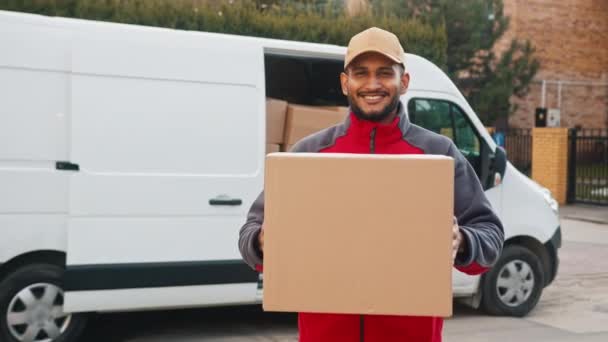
238, 134, 324, 272
239, 191, 265, 271
448, 143, 504, 275
238, 143, 304, 272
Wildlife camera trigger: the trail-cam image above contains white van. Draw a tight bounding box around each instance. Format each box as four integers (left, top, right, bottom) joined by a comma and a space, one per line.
0, 10, 561, 342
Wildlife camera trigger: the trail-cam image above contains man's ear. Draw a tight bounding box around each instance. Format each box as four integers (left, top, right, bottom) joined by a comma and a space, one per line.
400, 71, 410, 95
340, 72, 349, 96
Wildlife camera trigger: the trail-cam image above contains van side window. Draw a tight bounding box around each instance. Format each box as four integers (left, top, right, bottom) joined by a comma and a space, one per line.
452, 105, 481, 159
265, 54, 347, 106
408, 98, 481, 176
407, 99, 453, 139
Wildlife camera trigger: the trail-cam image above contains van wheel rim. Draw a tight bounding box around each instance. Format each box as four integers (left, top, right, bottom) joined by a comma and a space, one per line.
496, 260, 535, 307
6, 283, 71, 342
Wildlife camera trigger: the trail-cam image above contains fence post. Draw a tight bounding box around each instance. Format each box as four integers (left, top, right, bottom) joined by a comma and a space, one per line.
567, 129, 577, 203
532, 128, 569, 205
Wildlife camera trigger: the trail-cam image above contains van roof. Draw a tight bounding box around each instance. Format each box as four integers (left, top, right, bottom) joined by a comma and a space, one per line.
0, 9, 461, 96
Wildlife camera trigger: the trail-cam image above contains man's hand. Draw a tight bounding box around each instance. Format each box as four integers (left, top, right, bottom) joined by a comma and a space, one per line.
452, 217, 464, 264
257, 227, 264, 254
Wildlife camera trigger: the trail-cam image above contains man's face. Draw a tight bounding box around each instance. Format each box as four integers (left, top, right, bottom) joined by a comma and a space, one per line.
340, 52, 410, 122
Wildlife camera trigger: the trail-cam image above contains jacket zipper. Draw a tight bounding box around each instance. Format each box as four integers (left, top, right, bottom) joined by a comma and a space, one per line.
370, 128, 377, 154
360, 315, 365, 342
360, 127, 377, 342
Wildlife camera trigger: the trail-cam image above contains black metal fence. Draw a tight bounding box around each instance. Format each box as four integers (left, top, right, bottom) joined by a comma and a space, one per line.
497, 129, 533, 176
568, 128, 608, 205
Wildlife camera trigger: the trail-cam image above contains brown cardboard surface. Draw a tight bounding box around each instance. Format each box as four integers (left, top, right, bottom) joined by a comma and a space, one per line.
283, 104, 347, 145
266, 98, 288, 144
320, 106, 349, 114
263, 153, 454, 317
266, 144, 280, 154
281, 144, 295, 152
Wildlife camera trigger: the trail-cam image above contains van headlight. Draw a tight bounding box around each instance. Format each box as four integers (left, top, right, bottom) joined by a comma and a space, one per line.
540, 187, 559, 214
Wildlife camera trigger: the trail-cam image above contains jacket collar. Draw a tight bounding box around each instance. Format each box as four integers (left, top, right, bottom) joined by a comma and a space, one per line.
344, 101, 411, 139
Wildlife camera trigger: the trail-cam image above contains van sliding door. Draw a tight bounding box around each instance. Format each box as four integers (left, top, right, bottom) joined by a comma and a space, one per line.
64, 28, 265, 312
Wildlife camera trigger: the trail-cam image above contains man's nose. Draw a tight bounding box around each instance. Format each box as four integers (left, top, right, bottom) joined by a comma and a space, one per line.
363, 75, 382, 91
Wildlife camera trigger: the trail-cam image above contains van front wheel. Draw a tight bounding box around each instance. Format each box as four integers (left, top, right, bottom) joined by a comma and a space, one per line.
0, 264, 87, 342
481, 245, 544, 317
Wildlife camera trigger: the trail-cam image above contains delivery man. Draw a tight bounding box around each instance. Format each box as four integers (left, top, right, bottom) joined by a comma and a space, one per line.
239, 27, 504, 342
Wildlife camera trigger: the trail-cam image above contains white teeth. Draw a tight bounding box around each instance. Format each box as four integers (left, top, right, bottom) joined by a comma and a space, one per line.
364, 95, 382, 100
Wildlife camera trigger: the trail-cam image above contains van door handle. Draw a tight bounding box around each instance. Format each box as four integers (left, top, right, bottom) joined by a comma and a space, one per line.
56, 161, 80, 171
209, 197, 242, 206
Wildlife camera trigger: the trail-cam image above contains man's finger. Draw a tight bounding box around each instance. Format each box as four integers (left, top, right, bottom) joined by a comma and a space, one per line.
258, 229, 264, 252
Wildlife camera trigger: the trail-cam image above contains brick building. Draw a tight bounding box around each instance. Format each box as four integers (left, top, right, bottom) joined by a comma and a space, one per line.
495, 0, 608, 129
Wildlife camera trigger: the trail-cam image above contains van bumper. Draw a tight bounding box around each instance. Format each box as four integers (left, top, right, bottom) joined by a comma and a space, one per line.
543, 225, 561, 287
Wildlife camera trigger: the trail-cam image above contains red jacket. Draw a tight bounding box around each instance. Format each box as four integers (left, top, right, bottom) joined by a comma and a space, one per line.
240, 104, 504, 341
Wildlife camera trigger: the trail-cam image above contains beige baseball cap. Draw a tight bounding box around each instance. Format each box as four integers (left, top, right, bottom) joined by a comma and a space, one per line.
344, 27, 405, 70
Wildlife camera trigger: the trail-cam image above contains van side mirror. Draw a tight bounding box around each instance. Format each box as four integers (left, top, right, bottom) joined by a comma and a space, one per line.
487, 146, 507, 188
494, 146, 507, 176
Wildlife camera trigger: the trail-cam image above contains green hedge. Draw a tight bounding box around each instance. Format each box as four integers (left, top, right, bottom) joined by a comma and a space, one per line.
0, 0, 447, 67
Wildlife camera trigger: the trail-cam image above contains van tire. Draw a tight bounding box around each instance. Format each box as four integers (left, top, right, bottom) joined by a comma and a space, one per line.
481, 245, 544, 317
0, 264, 87, 342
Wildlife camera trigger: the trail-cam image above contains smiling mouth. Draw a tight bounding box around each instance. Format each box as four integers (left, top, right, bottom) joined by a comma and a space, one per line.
359, 93, 388, 104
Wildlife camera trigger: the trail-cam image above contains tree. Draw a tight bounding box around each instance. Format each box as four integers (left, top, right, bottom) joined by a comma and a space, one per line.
439, 0, 539, 125
466, 40, 539, 125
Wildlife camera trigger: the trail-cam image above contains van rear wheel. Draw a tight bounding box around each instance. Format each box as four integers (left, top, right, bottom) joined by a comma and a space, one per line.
0, 264, 87, 342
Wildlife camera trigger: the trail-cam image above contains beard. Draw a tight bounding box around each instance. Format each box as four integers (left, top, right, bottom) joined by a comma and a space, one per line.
348, 92, 401, 123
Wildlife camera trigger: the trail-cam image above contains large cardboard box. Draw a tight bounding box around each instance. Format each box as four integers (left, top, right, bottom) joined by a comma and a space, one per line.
266, 144, 280, 154
320, 105, 349, 114
266, 98, 288, 144
263, 153, 454, 317
281, 144, 295, 152
283, 104, 347, 145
